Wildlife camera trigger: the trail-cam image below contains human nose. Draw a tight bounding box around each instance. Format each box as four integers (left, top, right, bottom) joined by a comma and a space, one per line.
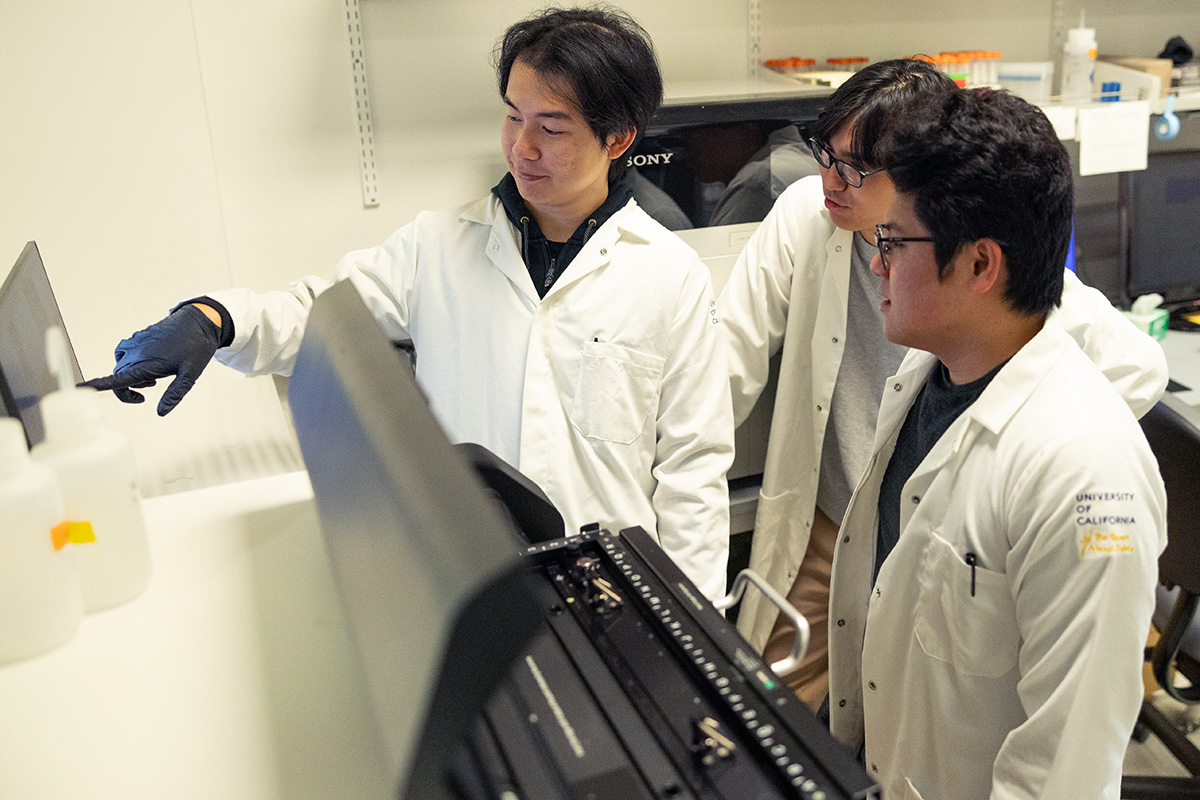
511, 124, 539, 160
820, 161, 848, 192
870, 250, 887, 278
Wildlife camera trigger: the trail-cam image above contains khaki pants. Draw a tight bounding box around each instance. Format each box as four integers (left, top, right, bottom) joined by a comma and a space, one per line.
761, 505, 839, 711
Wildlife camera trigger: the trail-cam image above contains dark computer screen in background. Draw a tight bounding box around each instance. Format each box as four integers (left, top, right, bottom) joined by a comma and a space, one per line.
1123, 149, 1200, 308
0, 242, 84, 447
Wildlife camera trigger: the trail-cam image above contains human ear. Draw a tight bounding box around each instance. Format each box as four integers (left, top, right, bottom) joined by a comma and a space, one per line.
606, 128, 637, 160
968, 238, 1005, 295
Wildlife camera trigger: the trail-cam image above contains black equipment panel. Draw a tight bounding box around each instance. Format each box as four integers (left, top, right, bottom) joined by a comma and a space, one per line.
452, 527, 880, 800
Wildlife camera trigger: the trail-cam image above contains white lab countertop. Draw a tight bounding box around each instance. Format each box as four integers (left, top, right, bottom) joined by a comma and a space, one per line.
1162, 329, 1200, 407
0, 471, 392, 800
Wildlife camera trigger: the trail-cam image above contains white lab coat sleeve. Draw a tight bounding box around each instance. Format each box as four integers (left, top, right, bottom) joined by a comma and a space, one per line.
652, 262, 735, 602
1054, 268, 1168, 419
990, 427, 1164, 799
208, 223, 421, 376
719, 190, 798, 427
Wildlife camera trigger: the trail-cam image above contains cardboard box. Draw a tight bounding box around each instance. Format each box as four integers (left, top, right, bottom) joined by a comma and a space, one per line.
1100, 56, 1173, 97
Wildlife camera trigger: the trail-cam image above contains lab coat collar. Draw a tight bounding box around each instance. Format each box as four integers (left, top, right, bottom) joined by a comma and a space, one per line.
460, 196, 540, 303
880, 318, 1068, 452
540, 198, 650, 297
461, 192, 652, 302
960, 318, 1068, 435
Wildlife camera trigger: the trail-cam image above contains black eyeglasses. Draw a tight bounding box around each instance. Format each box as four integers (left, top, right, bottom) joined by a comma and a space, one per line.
875, 224, 936, 271
807, 138, 885, 188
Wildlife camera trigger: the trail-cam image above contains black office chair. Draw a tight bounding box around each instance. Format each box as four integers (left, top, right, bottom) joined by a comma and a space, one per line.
1123, 393, 1200, 799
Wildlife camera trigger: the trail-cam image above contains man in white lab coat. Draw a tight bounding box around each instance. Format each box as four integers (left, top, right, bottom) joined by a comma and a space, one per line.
719, 58, 1167, 707
83, 7, 734, 600
826, 86, 1166, 799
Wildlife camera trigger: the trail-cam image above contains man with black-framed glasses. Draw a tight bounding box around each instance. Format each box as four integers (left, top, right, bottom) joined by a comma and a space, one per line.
718, 58, 1168, 712
806, 137, 885, 188
826, 86, 1165, 800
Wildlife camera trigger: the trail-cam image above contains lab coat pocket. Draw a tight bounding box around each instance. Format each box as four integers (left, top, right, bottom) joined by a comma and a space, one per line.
914, 533, 1018, 679
571, 340, 665, 444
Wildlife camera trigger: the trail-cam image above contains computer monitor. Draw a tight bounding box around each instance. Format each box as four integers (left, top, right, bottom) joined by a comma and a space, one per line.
286, 280, 542, 799
1121, 148, 1200, 310
0, 242, 84, 446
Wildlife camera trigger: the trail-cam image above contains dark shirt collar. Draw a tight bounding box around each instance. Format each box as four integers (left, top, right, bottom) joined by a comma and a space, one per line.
491, 172, 633, 245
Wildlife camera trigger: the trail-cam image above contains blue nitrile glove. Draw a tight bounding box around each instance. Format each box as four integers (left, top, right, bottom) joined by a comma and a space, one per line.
81, 302, 229, 416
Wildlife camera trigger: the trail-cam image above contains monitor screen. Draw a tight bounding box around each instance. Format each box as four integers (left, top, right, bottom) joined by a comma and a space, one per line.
0, 242, 84, 446
628, 87, 826, 231
1124, 149, 1200, 308
287, 280, 541, 798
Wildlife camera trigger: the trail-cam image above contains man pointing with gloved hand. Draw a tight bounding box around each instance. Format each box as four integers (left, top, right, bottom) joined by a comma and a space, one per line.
81, 300, 231, 416
80, 6, 735, 604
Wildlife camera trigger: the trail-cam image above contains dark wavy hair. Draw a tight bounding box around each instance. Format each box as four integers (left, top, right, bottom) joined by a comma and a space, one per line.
494, 5, 663, 184
811, 57, 957, 171
883, 88, 1071, 316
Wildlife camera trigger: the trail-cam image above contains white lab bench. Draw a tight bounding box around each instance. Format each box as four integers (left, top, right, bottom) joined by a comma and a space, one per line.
0, 471, 392, 800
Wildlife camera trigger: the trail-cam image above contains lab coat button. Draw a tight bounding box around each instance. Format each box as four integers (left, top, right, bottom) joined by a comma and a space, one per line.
600, 248, 607, 255
837, 618, 845, 627
835, 245, 843, 252
843, 536, 850, 543
894, 382, 902, 391
868, 681, 876, 690
838, 699, 846, 707
911, 495, 920, 504
816, 404, 823, 412
871, 764, 878, 773
832, 336, 839, 343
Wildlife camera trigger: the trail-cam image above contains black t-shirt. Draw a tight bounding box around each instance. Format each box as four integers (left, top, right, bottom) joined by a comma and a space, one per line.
874, 360, 1005, 584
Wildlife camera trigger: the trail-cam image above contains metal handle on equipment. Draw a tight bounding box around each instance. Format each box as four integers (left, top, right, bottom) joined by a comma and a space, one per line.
713, 569, 809, 678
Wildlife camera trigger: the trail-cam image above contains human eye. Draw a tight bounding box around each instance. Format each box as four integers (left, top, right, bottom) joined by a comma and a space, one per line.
542, 126, 564, 135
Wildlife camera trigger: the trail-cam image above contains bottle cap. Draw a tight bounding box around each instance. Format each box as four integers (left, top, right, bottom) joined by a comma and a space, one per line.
0, 418, 31, 480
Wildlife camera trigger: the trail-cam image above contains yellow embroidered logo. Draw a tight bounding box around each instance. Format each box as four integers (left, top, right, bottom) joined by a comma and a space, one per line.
1080, 529, 1135, 558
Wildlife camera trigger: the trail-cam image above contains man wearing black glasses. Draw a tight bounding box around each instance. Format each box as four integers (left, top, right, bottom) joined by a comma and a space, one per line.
826, 86, 1165, 800
718, 58, 1168, 710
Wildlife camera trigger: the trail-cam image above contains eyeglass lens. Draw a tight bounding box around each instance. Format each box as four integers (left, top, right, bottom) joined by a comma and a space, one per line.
809, 139, 868, 188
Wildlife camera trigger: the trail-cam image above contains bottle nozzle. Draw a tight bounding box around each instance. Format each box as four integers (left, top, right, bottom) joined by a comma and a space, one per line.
45, 326, 74, 394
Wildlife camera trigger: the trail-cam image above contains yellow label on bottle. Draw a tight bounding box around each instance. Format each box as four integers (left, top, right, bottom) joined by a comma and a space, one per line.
65, 521, 96, 545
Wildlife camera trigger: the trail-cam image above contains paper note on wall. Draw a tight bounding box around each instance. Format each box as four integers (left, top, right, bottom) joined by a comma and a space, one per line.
1077, 101, 1150, 176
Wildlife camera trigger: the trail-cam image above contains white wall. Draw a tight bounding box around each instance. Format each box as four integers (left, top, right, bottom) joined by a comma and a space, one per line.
2, 0, 1196, 381
0, 0, 749, 380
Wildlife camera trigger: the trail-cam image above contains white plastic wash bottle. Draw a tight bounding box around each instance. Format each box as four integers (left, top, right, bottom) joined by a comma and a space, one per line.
1061, 12, 1098, 103
32, 328, 151, 611
0, 417, 84, 661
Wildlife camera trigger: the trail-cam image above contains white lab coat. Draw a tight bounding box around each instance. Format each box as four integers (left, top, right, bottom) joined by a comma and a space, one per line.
720, 176, 1169, 650
827, 321, 1166, 800
207, 195, 735, 600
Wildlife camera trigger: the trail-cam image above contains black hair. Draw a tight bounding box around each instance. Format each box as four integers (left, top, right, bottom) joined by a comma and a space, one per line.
811, 57, 957, 170
882, 88, 1071, 316
494, 5, 663, 184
